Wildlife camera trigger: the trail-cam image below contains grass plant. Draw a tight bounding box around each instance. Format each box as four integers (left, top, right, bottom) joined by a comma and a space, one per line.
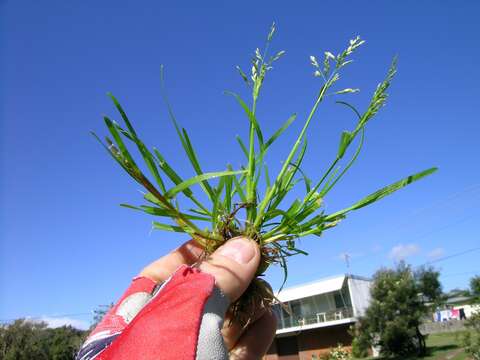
93, 24, 437, 322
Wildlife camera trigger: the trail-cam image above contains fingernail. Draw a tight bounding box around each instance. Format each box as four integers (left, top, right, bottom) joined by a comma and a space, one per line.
217, 238, 256, 264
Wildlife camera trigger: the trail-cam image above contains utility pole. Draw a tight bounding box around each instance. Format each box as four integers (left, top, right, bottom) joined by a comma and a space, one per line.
341, 252, 351, 276
91, 304, 113, 328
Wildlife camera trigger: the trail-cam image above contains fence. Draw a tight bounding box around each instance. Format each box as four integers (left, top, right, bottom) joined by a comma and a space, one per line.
420, 320, 466, 334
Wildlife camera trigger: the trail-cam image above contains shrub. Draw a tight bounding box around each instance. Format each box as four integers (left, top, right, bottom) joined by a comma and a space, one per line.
462, 311, 480, 360
351, 337, 369, 358
328, 344, 351, 360
312, 344, 351, 360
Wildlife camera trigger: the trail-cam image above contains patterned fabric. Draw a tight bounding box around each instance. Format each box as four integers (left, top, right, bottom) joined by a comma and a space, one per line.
76, 265, 229, 360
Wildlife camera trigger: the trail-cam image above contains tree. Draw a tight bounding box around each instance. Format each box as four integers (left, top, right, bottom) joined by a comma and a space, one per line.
0, 320, 49, 360
43, 326, 86, 360
0, 319, 86, 360
354, 262, 442, 357
415, 265, 443, 308
471, 275, 480, 302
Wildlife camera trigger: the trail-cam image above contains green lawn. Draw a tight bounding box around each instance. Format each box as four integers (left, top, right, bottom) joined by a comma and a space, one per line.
355, 331, 469, 360
423, 331, 467, 360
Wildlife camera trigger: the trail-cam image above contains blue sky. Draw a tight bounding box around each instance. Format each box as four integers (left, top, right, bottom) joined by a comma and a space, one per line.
1, 1, 479, 329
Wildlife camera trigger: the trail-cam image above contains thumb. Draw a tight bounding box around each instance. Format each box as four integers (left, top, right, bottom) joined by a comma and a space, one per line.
199, 237, 260, 302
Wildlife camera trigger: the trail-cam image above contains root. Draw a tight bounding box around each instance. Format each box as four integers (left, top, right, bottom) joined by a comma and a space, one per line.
229, 277, 276, 327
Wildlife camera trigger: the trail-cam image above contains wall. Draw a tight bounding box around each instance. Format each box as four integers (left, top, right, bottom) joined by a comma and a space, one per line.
347, 277, 372, 317
420, 320, 466, 334
265, 323, 354, 360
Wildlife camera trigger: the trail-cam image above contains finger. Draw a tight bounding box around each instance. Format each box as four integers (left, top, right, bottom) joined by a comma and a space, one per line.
199, 237, 260, 302
139, 239, 204, 282
229, 310, 277, 360
222, 306, 267, 351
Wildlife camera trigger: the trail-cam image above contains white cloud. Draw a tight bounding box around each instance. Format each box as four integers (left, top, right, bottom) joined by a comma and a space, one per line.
31, 316, 90, 330
389, 243, 420, 261
427, 247, 445, 260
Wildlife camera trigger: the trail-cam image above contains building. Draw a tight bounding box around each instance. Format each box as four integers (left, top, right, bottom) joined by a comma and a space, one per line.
431, 292, 480, 322
265, 274, 372, 360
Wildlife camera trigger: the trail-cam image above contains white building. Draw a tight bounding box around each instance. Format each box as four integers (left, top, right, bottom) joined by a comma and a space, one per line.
265, 274, 372, 360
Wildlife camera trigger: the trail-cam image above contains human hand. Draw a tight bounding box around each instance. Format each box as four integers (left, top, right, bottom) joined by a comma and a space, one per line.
140, 237, 277, 359
77, 237, 276, 360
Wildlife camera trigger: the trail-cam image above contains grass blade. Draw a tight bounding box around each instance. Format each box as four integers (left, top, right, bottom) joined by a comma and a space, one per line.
165, 170, 247, 199
236, 135, 249, 158
232, 172, 247, 203
153, 148, 210, 214
226, 91, 264, 145
121, 203, 211, 221
104, 116, 138, 168
322, 128, 365, 196
182, 128, 215, 199
153, 149, 191, 195
108, 93, 137, 137
263, 113, 296, 150
152, 221, 186, 233
107, 94, 167, 192
224, 165, 233, 212
91, 132, 129, 171
325, 167, 438, 221
160, 66, 215, 200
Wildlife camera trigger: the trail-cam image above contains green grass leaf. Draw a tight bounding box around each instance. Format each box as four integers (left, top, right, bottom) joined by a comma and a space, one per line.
152, 221, 186, 233
338, 130, 353, 158
165, 170, 247, 199
224, 165, 233, 212
325, 167, 438, 221
153, 149, 191, 195
263, 113, 296, 151
120, 203, 210, 221
235, 135, 249, 158
153, 148, 210, 214
322, 128, 365, 196
226, 91, 264, 145
104, 116, 138, 169
108, 93, 138, 137
160, 67, 215, 200
232, 172, 247, 203
181, 128, 216, 199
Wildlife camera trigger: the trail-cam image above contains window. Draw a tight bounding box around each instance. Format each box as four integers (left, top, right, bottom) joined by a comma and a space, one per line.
334, 292, 346, 309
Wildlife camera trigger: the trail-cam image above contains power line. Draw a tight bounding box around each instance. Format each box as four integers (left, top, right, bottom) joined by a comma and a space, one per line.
442, 270, 479, 278
0, 304, 114, 324
423, 246, 480, 266
345, 183, 480, 244
0, 312, 93, 324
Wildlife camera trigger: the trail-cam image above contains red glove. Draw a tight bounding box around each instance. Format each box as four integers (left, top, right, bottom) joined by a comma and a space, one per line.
76, 238, 277, 360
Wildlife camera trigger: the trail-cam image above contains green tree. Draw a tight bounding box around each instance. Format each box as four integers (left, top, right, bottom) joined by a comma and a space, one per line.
415, 265, 443, 308
0, 319, 86, 360
44, 326, 86, 360
0, 320, 49, 359
471, 275, 480, 302
354, 262, 442, 357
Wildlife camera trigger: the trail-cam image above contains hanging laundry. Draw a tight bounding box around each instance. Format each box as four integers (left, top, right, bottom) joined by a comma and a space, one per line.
451, 308, 460, 319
